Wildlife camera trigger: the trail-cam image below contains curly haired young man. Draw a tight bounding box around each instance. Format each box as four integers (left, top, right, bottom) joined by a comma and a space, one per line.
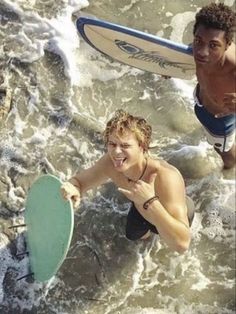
192, 2, 236, 168
61, 110, 194, 253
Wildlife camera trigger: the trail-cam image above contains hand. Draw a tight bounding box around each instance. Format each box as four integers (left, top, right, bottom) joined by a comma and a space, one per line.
215, 93, 236, 118
118, 173, 157, 207
61, 181, 80, 208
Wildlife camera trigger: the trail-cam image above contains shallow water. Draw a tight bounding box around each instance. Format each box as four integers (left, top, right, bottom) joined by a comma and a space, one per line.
0, 0, 235, 313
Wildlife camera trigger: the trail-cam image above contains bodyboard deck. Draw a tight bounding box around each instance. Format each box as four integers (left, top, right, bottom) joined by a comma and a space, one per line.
25, 175, 74, 282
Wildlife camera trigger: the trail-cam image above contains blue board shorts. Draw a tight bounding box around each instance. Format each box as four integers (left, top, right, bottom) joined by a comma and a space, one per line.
193, 85, 235, 152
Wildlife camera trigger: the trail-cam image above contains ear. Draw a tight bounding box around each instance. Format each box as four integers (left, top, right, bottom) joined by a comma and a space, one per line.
225, 39, 232, 50
139, 143, 145, 152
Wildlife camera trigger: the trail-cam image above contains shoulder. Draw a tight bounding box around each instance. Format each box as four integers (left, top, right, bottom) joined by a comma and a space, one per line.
153, 159, 185, 195
148, 158, 184, 187
160, 161, 183, 182
227, 43, 236, 69
95, 154, 113, 174
152, 158, 183, 179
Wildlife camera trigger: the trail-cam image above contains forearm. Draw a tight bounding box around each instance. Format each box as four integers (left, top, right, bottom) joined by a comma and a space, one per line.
137, 200, 191, 253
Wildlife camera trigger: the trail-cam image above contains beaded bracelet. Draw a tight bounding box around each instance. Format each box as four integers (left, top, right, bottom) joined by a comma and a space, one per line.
143, 196, 159, 210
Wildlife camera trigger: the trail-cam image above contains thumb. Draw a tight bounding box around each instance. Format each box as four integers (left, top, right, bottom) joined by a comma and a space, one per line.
73, 196, 80, 208
146, 172, 157, 185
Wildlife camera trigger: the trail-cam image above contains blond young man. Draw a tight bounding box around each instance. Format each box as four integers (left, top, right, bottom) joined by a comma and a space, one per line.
61, 110, 194, 253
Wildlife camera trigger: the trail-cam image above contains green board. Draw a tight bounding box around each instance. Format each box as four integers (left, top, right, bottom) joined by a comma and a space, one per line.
25, 174, 74, 282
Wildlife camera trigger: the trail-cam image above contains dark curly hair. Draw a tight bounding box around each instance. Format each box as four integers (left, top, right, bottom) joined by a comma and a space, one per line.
193, 3, 236, 44
103, 110, 152, 152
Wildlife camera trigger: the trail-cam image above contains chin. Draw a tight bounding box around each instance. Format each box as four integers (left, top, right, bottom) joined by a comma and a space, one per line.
114, 165, 124, 171
195, 59, 208, 65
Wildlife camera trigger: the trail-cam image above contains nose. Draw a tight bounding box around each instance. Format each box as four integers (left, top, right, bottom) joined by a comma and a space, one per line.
197, 45, 209, 58
114, 145, 122, 153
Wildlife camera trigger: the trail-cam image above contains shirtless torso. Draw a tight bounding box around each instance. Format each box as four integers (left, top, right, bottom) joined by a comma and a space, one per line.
192, 24, 236, 168
193, 26, 236, 117
61, 129, 192, 253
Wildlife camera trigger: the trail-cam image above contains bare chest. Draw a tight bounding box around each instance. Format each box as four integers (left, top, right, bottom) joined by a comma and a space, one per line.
197, 70, 235, 113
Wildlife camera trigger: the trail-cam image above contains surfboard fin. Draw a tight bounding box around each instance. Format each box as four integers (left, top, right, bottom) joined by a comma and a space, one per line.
17, 272, 34, 281
16, 251, 29, 257
8, 224, 26, 229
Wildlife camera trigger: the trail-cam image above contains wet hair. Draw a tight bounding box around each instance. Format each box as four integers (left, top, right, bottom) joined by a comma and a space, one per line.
193, 3, 236, 44
103, 110, 152, 152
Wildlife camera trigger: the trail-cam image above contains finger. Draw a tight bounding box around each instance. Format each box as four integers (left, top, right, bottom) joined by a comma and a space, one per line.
61, 188, 78, 201
61, 188, 69, 200
224, 92, 234, 96
215, 107, 233, 117
73, 196, 80, 208
215, 113, 228, 118
118, 187, 132, 197
62, 193, 72, 201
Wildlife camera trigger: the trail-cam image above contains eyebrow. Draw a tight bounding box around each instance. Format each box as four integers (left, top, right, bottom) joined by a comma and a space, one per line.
210, 40, 221, 43
108, 140, 132, 145
195, 36, 222, 44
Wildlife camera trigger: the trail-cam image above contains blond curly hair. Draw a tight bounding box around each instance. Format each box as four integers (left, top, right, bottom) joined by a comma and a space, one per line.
103, 110, 152, 152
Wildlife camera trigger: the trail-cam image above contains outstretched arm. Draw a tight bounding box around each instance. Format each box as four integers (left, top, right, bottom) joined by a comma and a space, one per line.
61, 154, 110, 208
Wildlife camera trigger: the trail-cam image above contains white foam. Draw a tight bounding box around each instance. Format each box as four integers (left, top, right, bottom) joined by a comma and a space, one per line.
0, 234, 13, 303
122, 308, 170, 314
191, 270, 211, 291
3, 0, 89, 85
173, 78, 196, 101
224, 0, 235, 6
74, 44, 132, 87
169, 141, 210, 159
119, 0, 140, 13
169, 11, 196, 43
165, 12, 173, 17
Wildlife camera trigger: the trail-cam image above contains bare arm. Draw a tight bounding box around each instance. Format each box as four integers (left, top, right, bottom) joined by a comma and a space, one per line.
145, 168, 190, 253
61, 154, 110, 207
119, 166, 191, 253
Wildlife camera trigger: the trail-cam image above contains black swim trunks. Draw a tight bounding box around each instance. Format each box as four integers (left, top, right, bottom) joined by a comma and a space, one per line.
126, 197, 195, 241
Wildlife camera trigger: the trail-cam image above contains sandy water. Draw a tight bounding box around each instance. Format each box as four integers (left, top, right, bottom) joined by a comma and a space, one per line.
0, 0, 235, 313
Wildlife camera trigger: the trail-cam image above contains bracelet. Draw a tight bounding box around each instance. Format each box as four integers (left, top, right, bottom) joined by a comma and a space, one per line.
143, 196, 159, 210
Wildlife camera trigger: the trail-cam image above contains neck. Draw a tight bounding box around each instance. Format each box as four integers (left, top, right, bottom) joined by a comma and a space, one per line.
124, 156, 147, 183
203, 55, 227, 74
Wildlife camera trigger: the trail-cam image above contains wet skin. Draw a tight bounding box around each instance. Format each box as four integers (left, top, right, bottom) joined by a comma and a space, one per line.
192, 25, 236, 168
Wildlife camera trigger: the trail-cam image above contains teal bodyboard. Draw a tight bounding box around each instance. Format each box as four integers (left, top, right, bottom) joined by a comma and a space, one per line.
25, 175, 74, 282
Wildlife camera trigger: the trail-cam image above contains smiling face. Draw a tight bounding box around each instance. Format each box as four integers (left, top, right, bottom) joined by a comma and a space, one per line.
192, 25, 229, 67
107, 130, 144, 172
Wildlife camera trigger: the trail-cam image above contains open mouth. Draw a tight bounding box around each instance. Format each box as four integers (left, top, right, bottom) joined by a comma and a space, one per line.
113, 157, 127, 168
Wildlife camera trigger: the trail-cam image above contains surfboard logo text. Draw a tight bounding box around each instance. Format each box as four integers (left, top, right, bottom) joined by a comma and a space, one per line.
114, 40, 193, 73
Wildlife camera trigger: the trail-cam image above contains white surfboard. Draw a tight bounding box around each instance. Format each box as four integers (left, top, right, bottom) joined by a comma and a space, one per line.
76, 17, 195, 80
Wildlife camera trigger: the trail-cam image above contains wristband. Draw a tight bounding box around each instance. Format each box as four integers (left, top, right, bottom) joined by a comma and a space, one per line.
143, 196, 159, 210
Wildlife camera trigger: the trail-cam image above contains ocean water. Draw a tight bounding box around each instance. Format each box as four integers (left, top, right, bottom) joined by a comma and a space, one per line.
0, 0, 235, 313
